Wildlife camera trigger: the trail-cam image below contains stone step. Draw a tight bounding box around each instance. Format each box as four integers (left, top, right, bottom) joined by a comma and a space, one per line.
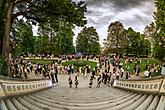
156, 95, 165, 110
46, 87, 125, 96
147, 95, 160, 110
11, 98, 29, 110
122, 94, 148, 110
0, 99, 8, 110
16, 97, 42, 110
37, 90, 131, 103
22, 96, 63, 110
135, 94, 154, 110
102, 93, 143, 110
29, 92, 135, 108
39, 90, 129, 102
5, 99, 17, 110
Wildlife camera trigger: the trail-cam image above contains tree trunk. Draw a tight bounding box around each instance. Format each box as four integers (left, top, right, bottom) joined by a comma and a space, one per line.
0, 0, 5, 54
2, 1, 14, 76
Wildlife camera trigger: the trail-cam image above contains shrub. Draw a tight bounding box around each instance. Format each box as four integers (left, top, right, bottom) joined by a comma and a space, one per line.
0, 56, 7, 76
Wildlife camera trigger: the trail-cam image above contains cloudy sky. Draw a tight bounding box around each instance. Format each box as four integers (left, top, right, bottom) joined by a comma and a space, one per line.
71, 0, 156, 46
32, 0, 156, 46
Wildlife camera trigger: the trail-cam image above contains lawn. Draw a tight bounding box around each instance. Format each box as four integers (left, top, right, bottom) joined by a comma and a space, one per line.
25, 59, 54, 64
119, 58, 162, 76
61, 60, 97, 72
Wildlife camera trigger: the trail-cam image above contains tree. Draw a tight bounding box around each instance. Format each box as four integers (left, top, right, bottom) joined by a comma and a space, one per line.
77, 27, 101, 55
37, 21, 75, 55
0, 0, 87, 75
12, 20, 34, 58
107, 21, 127, 54
144, 22, 157, 56
154, 0, 165, 60
126, 28, 151, 56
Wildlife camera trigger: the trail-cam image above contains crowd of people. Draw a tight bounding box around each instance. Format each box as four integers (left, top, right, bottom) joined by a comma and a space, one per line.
9, 54, 164, 89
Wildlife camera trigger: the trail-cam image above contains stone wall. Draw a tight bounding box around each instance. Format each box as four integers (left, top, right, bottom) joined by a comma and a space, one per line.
114, 75, 165, 94
0, 79, 52, 98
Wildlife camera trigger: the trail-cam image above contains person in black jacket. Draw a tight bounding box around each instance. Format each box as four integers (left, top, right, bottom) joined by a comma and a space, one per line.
75, 75, 79, 88
68, 76, 73, 88
97, 75, 102, 88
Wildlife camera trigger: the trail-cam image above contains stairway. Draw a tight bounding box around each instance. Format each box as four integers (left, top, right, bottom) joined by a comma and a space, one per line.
1, 85, 165, 110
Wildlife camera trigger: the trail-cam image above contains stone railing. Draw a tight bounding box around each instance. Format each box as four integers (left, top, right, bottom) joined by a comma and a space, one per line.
0, 79, 52, 98
113, 75, 165, 94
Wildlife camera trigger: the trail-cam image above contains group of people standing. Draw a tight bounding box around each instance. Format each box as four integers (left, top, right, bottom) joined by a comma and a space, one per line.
10, 59, 33, 79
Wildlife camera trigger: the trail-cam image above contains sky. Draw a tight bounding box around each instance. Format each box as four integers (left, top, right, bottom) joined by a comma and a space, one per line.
33, 0, 156, 46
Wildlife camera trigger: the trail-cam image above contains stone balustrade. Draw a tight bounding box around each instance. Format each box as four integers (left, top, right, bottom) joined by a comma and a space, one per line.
114, 75, 165, 94
0, 79, 52, 98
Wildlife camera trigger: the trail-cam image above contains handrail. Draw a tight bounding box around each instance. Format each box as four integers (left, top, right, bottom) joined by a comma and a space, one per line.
0, 79, 52, 98
114, 75, 165, 95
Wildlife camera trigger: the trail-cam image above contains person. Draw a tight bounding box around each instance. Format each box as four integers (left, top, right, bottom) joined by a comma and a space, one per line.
54, 66, 58, 83
126, 71, 130, 79
76, 67, 80, 76
104, 73, 108, 84
24, 67, 28, 79
68, 76, 73, 88
107, 72, 111, 87
89, 79, 93, 88
50, 68, 56, 86
116, 72, 120, 80
84, 67, 87, 79
111, 74, 116, 86
75, 76, 79, 88
97, 75, 102, 88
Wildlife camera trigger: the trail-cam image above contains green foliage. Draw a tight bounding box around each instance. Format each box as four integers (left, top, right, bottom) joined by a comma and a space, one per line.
106, 24, 151, 56
1, 0, 87, 57
12, 20, 34, 58
36, 21, 75, 55
107, 21, 125, 54
154, 0, 165, 60
120, 58, 161, 74
77, 27, 101, 55
0, 56, 7, 76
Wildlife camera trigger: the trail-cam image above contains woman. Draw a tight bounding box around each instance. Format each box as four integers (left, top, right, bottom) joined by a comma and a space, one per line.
75, 76, 79, 88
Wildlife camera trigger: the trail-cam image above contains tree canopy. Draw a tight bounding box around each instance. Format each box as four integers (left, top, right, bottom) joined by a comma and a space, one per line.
154, 0, 165, 60
77, 27, 101, 55
0, 0, 87, 75
105, 22, 151, 56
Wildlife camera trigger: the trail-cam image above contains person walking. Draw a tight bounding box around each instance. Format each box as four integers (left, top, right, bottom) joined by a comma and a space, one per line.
50, 68, 56, 87
68, 76, 73, 88
97, 75, 102, 88
75, 76, 79, 88
54, 66, 58, 83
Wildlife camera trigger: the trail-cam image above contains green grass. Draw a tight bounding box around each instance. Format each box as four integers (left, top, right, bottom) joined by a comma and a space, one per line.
61, 60, 97, 72
120, 58, 161, 74
25, 59, 54, 64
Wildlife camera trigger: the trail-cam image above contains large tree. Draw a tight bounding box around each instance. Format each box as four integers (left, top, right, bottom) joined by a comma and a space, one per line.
37, 21, 75, 55
106, 21, 126, 54
0, 0, 87, 75
125, 27, 151, 56
154, 0, 165, 60
144, 22, 157, 56
77, 27, 101, 55
12, 20, 34, 58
